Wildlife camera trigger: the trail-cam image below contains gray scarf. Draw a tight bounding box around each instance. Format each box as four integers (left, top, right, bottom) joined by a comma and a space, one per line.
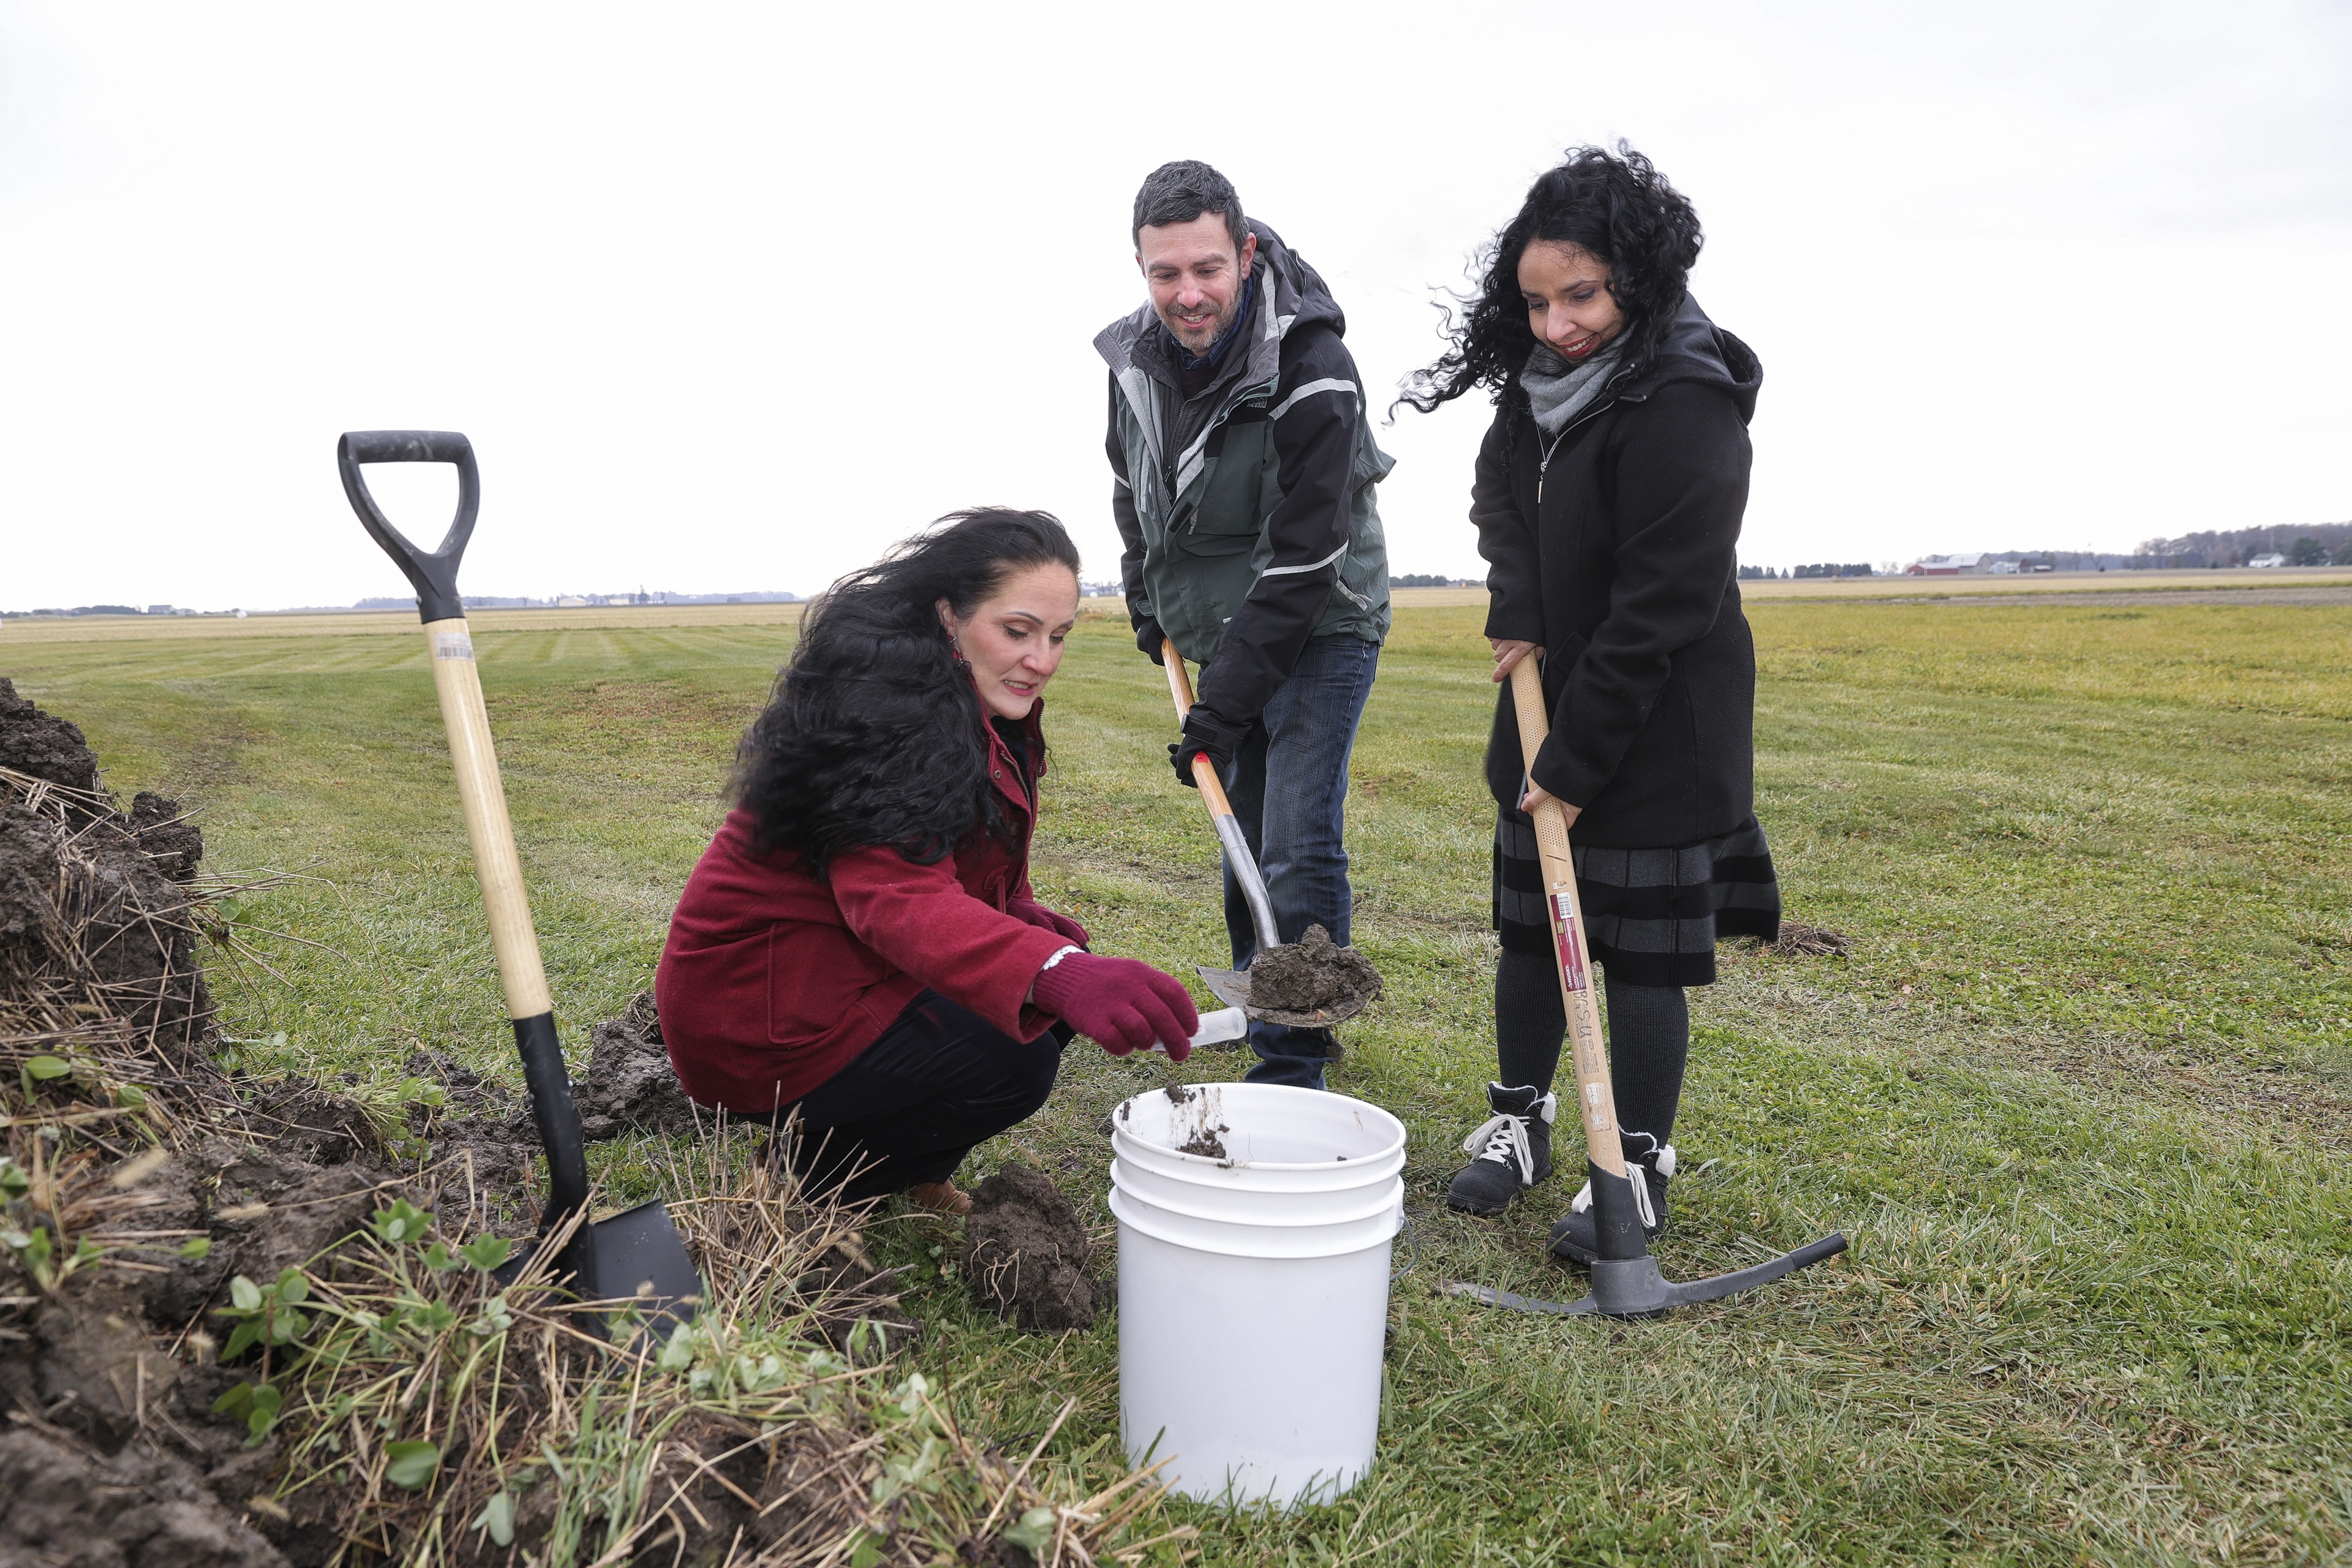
1521, 339, 1627, 440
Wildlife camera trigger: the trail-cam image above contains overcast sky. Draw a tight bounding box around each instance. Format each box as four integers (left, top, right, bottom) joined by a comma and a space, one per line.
4, 1, 2348, 611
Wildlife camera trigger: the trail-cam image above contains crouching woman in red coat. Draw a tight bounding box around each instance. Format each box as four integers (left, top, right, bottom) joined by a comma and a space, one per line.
657, 508, 1199, 1213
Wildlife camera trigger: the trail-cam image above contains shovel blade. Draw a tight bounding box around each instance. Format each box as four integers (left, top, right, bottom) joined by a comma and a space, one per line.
1198, 965, 1254, 1010
1196, 965, 1370, 1030
492, 1197, 703, 1343
584, 1198, 703, 1340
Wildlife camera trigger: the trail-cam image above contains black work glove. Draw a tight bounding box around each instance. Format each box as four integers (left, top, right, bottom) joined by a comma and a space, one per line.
1169, 706, 1248, 788
1134, 616, 1167, 665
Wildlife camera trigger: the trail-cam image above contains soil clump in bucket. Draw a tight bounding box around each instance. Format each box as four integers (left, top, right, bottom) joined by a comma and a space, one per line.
1245, 923, 1382, 1016
960, 1164, 1101, 1333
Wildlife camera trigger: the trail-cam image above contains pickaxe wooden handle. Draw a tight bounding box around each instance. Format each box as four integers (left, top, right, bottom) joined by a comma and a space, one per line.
1507, 656, 1628, 1181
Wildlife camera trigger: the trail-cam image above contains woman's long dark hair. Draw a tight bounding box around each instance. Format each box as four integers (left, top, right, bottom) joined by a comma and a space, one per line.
1395, 143, 1703, 414
735, 508, 1080, 875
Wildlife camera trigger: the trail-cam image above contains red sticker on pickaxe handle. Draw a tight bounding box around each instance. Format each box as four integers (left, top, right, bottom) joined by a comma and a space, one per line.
1550, 892, 1589, 992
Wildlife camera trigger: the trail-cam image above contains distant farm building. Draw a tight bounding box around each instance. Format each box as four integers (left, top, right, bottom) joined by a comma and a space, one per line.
1905, 552, 1987, 575
2248, 553, 2287, 568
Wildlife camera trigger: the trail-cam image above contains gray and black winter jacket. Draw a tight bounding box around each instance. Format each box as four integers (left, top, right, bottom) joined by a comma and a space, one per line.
1097, 221, 1392, 728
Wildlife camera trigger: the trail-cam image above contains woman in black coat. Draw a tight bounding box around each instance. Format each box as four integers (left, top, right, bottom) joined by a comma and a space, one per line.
1400, 145, 1779, 1262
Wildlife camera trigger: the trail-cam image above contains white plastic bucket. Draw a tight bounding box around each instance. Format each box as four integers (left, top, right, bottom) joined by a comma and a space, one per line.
1110, 1084, 1405, 1509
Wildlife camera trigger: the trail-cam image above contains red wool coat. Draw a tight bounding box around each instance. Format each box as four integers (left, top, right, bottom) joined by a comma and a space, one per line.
655, 710, 1072, 1115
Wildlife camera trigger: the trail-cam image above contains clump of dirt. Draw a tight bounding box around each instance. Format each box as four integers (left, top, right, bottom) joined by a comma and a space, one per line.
574, 992, 699, 1139
239, 1079, 384, 1169
1163, 1082, 1196, 1106
1246, 923, 1382, 1016
960, 1164, 1100, 1333
1175, 1123, 1231, 1159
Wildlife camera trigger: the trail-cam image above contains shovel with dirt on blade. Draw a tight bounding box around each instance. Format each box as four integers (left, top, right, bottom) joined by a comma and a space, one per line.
336, 429, 700, 1343
1160, 639, 1382, 1033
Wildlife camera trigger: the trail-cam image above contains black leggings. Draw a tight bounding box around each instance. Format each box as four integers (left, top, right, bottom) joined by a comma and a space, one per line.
754, 990, 1067, 1201
1494, 948, 1688, 1144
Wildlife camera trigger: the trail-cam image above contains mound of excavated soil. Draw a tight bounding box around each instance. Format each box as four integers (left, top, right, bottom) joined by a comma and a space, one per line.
0, 675, 104, 797
960, 1164, 1101, 1333
1246, 922, 1382, 1016
0, 679, 215, 1057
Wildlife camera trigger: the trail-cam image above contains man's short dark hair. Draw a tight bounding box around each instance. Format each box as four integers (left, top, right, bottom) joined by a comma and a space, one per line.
1131, 160, 1248, 254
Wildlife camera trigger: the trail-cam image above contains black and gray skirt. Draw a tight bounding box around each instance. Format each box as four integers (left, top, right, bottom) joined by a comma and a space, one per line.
1493, 809, 1781, 987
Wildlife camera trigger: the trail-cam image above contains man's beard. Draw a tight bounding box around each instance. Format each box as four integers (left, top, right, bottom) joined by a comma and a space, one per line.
1161, 297, 1237, 356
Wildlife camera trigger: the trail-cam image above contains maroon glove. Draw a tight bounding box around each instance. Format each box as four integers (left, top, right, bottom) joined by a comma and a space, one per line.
1008, 897, 1089, 949
1031, 952, 1198, 1061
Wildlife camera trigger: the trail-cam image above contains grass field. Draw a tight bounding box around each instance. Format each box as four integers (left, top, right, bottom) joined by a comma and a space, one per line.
6, 595, 2349, 1566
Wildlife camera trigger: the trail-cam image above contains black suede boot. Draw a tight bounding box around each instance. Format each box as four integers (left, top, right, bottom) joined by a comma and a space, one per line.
1547, 1131, 1675, 1265
1444, 1084, 1556, 1216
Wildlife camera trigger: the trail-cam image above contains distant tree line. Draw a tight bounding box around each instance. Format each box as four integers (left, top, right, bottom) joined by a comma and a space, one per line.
1738, 564, 1876, 579
1392, 573, 1476, 588
2130, 522, 2352, 568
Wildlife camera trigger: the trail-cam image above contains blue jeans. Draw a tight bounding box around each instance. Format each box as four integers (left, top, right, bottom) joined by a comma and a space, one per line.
1216, 635, 1380, 1090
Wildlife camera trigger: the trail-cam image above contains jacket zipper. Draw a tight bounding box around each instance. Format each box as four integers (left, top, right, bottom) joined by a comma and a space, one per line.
1535, 391, 1643, 503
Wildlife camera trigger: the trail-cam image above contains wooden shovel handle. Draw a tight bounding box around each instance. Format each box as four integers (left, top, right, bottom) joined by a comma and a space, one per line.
423, 617, 552, 1021
1508, 657, 1627, 1178
1163, 640, 1239, 814
1164, 639, 1283, 956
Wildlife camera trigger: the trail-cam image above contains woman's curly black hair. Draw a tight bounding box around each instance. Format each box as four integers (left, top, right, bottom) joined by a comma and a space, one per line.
1395, 142, 1703, 414
734, 508, 1080, 876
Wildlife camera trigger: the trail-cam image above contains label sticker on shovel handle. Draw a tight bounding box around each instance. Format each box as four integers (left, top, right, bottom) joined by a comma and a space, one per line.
433, 630, 475, 662
1549, 891, 1590, 992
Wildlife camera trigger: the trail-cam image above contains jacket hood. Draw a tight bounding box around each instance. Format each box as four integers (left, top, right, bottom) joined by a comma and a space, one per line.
1615, 295, 1762, 424
1095, 219, 1345, 386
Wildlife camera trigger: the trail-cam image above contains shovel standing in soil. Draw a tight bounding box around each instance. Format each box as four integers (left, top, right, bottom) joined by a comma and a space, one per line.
336, 430, 699, 1340
1446, 658, 1845, 1317
1160, 639, 1381, 1029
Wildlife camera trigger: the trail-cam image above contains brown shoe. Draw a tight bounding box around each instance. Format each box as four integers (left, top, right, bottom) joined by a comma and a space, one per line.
904, 1180, 973, 1216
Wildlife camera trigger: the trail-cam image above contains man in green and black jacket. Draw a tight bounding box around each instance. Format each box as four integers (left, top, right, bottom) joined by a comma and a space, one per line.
1097, 160, 1392, 1088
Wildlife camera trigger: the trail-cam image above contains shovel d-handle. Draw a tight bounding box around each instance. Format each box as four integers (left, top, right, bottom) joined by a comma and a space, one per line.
1507, 657, 1650, 1262
337, 430, 480, 624
1163, 639, 1282, 954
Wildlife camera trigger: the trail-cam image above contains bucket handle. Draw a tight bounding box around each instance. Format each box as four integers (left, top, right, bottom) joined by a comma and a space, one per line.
1390, 1212, 1419, 1285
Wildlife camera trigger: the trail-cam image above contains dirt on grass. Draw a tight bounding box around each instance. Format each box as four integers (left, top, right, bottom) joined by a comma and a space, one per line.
959, 1164, 1101, 1333
1246, 922, 1382, 1017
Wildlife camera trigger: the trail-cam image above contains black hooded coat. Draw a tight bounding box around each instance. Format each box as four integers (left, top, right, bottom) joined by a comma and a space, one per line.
1475, 297, 1765, 850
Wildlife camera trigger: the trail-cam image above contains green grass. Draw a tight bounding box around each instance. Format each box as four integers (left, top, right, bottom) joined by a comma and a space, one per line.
7, 598, 2350, 1566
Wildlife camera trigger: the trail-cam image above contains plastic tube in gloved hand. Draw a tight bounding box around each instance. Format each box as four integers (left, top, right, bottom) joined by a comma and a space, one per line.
1033, 950, 1200, 1059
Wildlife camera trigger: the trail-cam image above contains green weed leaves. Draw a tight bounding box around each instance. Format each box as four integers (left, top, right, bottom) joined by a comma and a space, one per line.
471, 1490, 518, 1547
2, 1224, 103, 1291
369, 1199, 432, 1245
384, 1441, 441, 1490
216, 1267, 311, 1362
211, 1380, 285, 1446
458, 1234, 513, 1272
1003, 1506, 1061, 1556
